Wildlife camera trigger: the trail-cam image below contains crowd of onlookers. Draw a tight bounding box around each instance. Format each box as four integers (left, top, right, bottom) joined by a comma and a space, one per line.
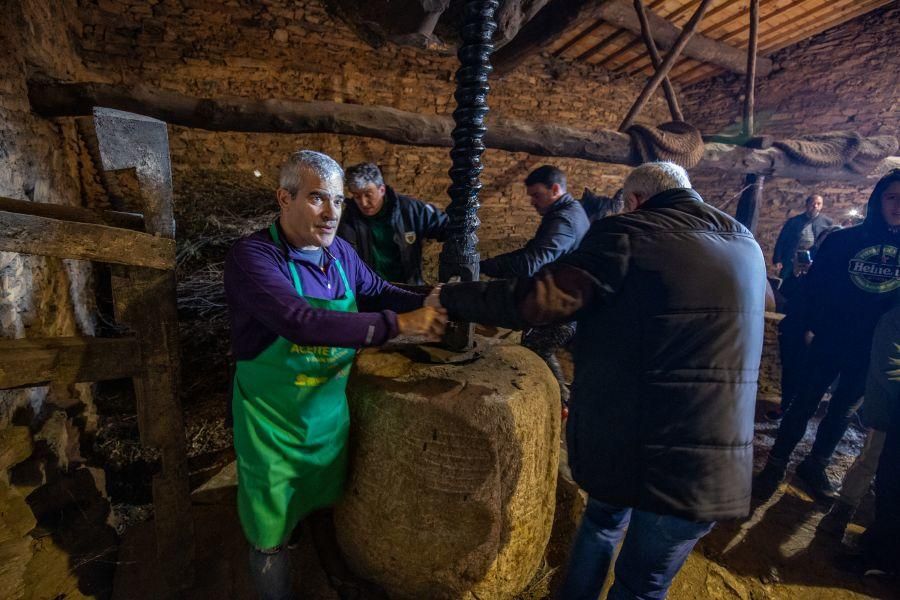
756, 172, 900, 579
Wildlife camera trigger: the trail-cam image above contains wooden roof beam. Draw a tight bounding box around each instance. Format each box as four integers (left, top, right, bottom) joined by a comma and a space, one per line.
29, 81, 898, 183
592, 0, 772, 76
493, 0, 771, 76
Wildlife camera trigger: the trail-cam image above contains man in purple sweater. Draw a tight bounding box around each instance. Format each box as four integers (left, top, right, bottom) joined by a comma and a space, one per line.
224, 150, 446, 600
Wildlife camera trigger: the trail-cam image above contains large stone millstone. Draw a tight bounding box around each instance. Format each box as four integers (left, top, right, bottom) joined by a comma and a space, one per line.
335, 336, 560, 600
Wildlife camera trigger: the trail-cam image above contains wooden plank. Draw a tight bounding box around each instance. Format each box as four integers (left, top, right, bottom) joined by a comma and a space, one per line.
0, 336, 141, 389
0, 210, 174, 269
111, 266, 194, 592
0, 196, 144, 230
577, 29, 632, 61
676, 0, 888, 85
759, 0, 893, 56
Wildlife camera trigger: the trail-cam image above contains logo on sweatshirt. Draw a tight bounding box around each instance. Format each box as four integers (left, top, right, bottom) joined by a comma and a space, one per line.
404, 231, 417, 244
848, 244, 900, 293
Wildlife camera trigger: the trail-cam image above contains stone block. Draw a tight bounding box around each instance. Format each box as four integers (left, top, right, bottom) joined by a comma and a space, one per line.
335, 337, 560, 599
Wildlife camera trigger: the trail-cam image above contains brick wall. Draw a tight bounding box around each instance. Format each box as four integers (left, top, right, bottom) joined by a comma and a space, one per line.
74, 0, 669, 276
680, 3, 899, 270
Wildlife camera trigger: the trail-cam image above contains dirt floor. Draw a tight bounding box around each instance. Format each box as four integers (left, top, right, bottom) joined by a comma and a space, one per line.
101, 389, 898, 600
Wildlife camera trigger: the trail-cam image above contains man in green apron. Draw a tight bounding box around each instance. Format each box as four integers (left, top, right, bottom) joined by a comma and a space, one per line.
224, 150, 446, 599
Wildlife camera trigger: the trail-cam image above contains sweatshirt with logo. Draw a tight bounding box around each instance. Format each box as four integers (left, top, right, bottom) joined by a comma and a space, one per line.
802, 174, 900, 356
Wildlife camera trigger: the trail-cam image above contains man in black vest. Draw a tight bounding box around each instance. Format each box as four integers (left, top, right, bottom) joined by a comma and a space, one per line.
429, 162, 766, 599
339, 163, 448, 285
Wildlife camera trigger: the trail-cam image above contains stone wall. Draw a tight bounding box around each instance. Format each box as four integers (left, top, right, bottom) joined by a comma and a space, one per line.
74, 0, 669, 276
680, 3, 899, 271
0, 2, 116, 597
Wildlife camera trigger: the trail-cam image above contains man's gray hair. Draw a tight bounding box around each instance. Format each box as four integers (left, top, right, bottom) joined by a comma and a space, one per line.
623, 161, 692, 199
344, 162, 384, 191
279, 150, 343, 196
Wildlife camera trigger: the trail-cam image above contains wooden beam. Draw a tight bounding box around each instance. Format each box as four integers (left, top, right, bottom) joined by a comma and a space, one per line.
735, 173, 763, 234
111, 266, 194, 592
634, 0, 683, 122
493, 0, 769, 76
28, 81, 900, 182
619, 0, 715, 131
0, 336, 142, 389
620, 0, 756, 75
594, 0, 771, 76
742, 0, 760, 138
0, 196, 144, 230
0, 210, 175, 270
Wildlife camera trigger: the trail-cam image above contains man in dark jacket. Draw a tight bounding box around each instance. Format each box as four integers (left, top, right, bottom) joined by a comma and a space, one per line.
432, 162, 766, 600
772, 194, 833, 281
755, 170, 900, 502
339, 163, 448, 285
480, 165, 590, 408
480, 165, 589, 278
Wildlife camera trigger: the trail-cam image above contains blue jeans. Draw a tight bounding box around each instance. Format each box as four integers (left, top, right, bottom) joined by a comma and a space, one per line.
560, 498, 715, 600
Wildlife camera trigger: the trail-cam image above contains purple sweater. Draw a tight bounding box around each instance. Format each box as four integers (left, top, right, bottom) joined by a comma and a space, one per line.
224, 224, 424, 360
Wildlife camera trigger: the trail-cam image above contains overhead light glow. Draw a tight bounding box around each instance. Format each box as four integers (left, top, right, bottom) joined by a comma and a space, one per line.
253, 169, 262, 178
848, 208, 860, 217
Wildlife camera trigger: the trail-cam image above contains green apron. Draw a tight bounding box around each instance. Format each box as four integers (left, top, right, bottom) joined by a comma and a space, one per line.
232, 224, 357, 549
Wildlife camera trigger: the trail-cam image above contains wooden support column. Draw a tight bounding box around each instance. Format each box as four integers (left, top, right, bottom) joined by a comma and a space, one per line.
633, 0, 683, 122
619, 0, 714, 131
735, 173, 764, 234
110, 265, 193, 595
742, 0, 760, 138
736, 0, 763, 236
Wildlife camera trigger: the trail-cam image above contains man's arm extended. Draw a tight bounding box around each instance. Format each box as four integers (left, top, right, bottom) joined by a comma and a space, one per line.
441, 228, 629, 328
480, 215, 580, 278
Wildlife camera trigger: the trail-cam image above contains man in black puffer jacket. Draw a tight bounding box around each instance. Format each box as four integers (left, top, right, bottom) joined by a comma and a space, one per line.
755, 169, 900, 502
431, 162, 766, 600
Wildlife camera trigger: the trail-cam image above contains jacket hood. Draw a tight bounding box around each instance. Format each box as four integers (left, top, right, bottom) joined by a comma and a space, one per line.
863, 169, 900, 232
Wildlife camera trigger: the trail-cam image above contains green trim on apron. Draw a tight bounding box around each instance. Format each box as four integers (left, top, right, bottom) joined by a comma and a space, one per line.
232, 224, 357, 549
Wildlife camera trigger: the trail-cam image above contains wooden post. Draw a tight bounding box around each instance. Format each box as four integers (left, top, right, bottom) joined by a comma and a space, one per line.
619, 0, 714, 131
742, 0, 760, 139
633, 0, 683, 122
110, 266, 193, 596
736, 173, 764, 234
